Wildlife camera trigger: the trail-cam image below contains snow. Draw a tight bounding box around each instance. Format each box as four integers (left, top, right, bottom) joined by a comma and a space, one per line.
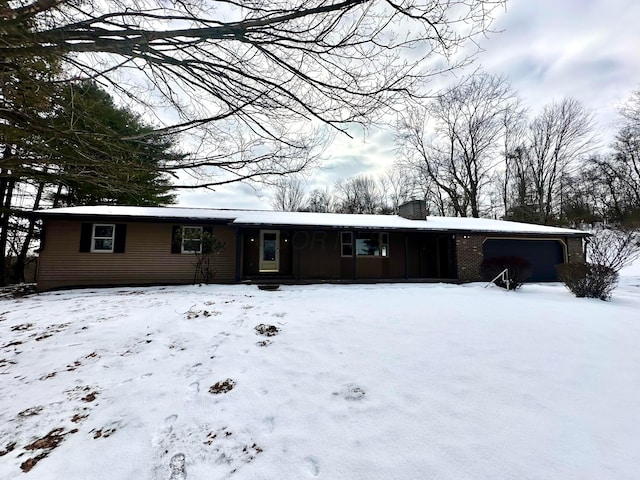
621, 258, 640, 278
1, 277, 640, 479
35, 205, 243, 221
36, 205, 587, 235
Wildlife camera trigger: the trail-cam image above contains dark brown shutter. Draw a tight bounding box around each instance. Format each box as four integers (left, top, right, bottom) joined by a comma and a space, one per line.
36, 225, 46, 253
171, 225, 181, 253
114, 224, 127, 253
202, 226, 213, 254
79, 223, 92, 252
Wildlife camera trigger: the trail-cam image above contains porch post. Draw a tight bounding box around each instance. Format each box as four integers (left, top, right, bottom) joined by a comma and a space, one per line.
404, 233, 409, 279
235, 229, 243, 282
351, 230, 357, 280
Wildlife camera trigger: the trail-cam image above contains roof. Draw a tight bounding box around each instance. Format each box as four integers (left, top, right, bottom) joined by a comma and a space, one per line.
35, 205, 589, 236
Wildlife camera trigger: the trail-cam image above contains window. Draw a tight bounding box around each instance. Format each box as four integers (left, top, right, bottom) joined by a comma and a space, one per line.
355, 232, 389, 257
182, 226, 203, 253
91, 224, 115, 252
341, 232, 353, 257
171, 225, 214, 254
80, 223, 126, 253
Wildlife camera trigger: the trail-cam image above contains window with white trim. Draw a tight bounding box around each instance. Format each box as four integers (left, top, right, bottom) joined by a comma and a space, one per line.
91, 224, 115, 252
181, 226, 203, 253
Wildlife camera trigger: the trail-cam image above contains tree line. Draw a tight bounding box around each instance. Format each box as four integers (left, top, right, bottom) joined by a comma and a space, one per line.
272, 77, 640, 230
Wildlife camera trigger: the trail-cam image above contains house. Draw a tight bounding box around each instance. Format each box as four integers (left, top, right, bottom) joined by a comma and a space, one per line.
34, 200, 588, 291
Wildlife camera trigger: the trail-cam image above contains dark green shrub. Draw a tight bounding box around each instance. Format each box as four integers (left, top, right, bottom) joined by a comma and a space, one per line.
480, 256, 532, 290
556, 262, 618, 301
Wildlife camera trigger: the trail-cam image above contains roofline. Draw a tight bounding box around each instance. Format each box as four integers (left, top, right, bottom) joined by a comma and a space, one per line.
36, 211, 589, 237
38, 213, 234, 225
232, 222, 588, 236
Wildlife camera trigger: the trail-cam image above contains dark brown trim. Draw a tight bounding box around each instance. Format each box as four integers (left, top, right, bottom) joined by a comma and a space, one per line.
235, 229, 242, 282
170, 226, 181, 254
114, 224, 127, 253
404, 234, 409, 279
79, 223, 92, 252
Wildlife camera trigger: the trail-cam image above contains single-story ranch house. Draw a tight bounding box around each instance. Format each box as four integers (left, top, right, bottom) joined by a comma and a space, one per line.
34, 200, 588, 291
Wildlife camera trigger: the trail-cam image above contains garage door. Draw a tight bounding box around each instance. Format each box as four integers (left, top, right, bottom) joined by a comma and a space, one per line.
482, 239, 565, 282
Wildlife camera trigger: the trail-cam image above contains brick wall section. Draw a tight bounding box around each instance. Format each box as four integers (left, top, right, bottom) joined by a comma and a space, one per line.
456, 234, 485, 282
566, 237, 585, 263
456, 234, 586, 282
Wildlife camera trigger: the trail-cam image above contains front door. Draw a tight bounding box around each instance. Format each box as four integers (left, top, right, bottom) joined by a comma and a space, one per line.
259, 230, 280, 272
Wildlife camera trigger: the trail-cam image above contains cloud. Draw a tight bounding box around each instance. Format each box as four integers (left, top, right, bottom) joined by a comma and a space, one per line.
478, 0, 640, 128
178, 0, 640, 209
178, 183, 271, 210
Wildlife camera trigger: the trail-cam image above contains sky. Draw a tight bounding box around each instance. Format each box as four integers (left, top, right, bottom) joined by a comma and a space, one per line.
177, 0, 640, 210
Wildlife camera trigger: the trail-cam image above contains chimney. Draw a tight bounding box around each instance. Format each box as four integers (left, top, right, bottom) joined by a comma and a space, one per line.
398, 199, 427, 220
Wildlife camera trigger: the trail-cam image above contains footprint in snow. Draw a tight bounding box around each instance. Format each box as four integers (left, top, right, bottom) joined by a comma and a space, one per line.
333, 384, 366, 401
152, 414, 177, 448
305, 457, 320, 477
119, 372, 153, 385
262, 416, 275, 434
169, 453, 187, 480
185, 363, 202, 378
160, 415, 177, 435
186, 382, 199, 401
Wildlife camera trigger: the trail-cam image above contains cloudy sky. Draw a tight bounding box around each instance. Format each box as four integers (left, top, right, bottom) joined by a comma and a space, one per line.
178, 0, 640, 210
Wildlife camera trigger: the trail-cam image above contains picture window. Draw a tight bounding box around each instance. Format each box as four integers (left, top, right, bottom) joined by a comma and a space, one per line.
355, 232, 389, 257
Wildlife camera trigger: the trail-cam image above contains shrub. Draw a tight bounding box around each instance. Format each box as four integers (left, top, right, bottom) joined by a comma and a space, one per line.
556, 262, 618, 301
586, 225, 640, 272
480, 256, 532, 290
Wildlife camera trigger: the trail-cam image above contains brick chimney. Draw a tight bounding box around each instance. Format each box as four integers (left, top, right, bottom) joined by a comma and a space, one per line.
398, 199, 427, 220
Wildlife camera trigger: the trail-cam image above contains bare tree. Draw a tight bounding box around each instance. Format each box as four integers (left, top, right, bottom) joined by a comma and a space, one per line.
378, 165, 418, 214
495, 99, 529, 219
605, 87, 640, 223
1, 0, 506, 188
398, 74, 518, 217
619, 87, 640, 127
304, 188, 334, 213
271, 176, 307, 212
334, 175, 384, 214
571, 86, 640, 226
525, 98, 597, 224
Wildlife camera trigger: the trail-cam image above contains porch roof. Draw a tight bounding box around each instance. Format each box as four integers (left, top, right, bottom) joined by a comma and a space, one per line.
35, 206, 589, 236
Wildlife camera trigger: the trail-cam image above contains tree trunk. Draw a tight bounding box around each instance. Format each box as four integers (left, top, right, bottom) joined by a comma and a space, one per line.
0, 175, 16, 286
11, 179, 46, 283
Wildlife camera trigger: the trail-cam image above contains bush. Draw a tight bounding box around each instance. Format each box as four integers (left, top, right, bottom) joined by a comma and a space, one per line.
556, 262, 618, 301
480, 256, 532, 290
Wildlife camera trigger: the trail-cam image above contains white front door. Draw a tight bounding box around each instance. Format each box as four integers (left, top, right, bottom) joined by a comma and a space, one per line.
259, 230, 280, 272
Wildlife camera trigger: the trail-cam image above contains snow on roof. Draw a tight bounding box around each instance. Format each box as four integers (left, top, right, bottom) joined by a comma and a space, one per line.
36, 205, 588, 235
36, 205, 241, 221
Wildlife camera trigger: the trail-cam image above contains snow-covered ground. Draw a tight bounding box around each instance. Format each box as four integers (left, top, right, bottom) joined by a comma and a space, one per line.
1, 273, 640, 479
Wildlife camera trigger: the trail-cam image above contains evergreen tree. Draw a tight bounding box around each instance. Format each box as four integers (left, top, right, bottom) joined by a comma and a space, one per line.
47, 82, 178, 206
1, 80, 180, 284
